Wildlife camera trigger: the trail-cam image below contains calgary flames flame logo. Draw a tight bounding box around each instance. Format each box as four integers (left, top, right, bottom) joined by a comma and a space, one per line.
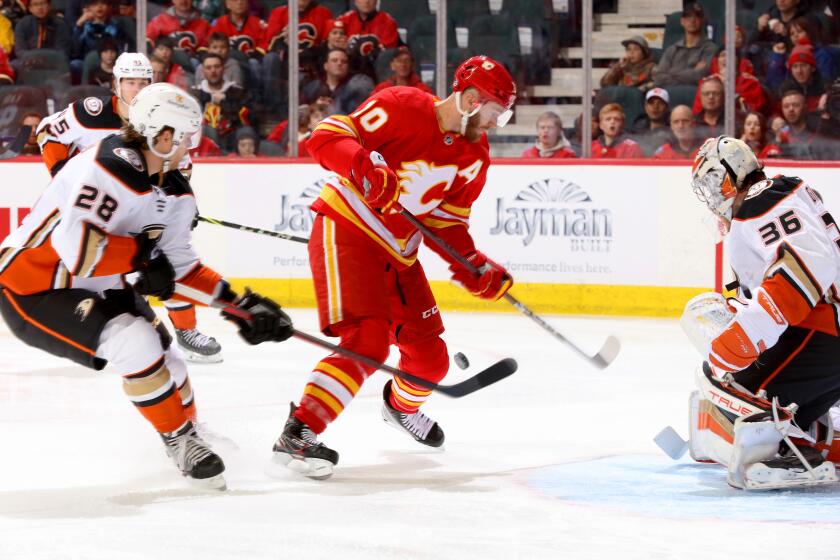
396, 160, 458, 215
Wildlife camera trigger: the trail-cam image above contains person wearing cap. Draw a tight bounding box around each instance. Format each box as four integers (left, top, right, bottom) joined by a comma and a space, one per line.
766, 19, 836, 91
372, 47, 433, 94
778, 42, 824, 112
600, 35, 655, 91
592, 103, 644, 159
631, 87, 672, 155
652, 104, 704, 159
522, 111, 577, 158
653, 2, 716, 87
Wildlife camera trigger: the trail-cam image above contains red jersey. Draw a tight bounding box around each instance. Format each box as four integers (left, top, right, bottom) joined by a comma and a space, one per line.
260, 3, 333, 53
372, 73, 433, 95
591, 135, 644, 159
210, 14, 266, 55
306, 86, 490, 268
652, 141, 702, 160
338, 9, 399, 52
521, 145, 577, 158
147, 9, 211, 53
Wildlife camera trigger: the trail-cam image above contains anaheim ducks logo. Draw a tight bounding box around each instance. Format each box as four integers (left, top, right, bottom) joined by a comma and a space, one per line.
396, 160, 459, 215
75, 298, 95, 322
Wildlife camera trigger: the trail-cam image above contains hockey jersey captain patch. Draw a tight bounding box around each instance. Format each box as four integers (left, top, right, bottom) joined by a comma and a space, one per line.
83, 97, 103, 116
113, 147, 145, 172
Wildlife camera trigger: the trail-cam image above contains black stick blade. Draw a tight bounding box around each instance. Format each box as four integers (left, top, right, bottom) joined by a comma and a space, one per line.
436, 358, 518, 398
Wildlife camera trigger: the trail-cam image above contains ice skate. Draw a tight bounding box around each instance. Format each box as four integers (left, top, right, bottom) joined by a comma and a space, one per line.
175, 328, 223, 364
744, 444, 838, 490
381, 380, 445, 448
271, 403, 338, 480
161, 421, 227, 490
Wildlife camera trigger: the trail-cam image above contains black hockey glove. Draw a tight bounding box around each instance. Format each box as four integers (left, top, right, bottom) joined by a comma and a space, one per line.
132, 230, 175, 300
222, 289, 294, 345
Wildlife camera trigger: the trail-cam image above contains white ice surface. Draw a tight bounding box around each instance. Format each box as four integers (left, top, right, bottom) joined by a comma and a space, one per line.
1, 308, 839, 560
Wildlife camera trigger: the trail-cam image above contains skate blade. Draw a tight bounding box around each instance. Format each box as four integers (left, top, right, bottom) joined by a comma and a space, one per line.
186, 473, 227, 491
743, 462, 839, 490
179, 346, 224, 364
270, 452, 334, 480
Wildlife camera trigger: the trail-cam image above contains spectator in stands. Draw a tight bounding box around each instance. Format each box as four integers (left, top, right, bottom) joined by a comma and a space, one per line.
692, 49, 767, 115
0, 12, 12, 56
73, 0, 131, 61
592, 103, 644, 159
150, 37, 191, 89
311, 19, 349, 69
0, 0, 26, 27
694, 75, 725, 138
231, 125, 259, 158
0, 41, 13, 84
372, 47, 432, 94
210, 0, 266, 57
265, 103, 322, 157
652, 105, 703, 159
751, 0, 809, 55
631, 87, 671, 156
195, 32, 244, 87
19, 111, 41, 155
600, 35, 655, 91
301, 47, 373, 114
521, 111, 576, 159
87, 37, 117, 87
261, 0, 333, 54
778, 42, 824, 111
812, 80, 840, 160
189, 133, 223, 157
767, 18, 836, 90
775, 89, 817, 158
653, 3, 716, 87
147, 0, 211, 55
14, 0, 72, 57
740, 110, 782, 159
570, 110, 601, 156
339, 0, 399, 79
191, 52, 254, 152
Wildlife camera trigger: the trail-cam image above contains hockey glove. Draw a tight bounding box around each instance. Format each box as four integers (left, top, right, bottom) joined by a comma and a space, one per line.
350, 149, 401, 212
222, 289, 294, 345
132, 230, 175, 300
449, 251, 513, 301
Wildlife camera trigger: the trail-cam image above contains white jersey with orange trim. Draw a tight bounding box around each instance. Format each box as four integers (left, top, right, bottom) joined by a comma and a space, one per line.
0, 135, 223, 304
708, 175, 840, 372
37, 95, 193, 178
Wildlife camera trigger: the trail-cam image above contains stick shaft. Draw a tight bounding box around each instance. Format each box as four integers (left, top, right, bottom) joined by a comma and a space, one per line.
197, 216, 309, 244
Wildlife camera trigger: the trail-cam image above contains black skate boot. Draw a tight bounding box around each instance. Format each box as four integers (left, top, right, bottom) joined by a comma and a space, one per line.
175, 328, 223, 364
161, 421, 226, 490
381, 380, 445, 448
271, 403, 339, 480
745, 443, 838, 489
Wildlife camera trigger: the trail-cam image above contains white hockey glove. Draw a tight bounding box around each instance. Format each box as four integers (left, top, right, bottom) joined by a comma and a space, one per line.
680, 292, 735, 357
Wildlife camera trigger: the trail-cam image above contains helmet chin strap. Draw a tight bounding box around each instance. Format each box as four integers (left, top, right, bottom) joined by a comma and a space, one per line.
454, 91, 482, 135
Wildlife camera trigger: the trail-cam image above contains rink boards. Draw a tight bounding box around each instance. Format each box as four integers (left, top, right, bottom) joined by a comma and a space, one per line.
1, 158, 836, 317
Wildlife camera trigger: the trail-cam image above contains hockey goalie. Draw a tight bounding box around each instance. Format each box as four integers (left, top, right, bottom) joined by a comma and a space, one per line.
681, 136, 840, 490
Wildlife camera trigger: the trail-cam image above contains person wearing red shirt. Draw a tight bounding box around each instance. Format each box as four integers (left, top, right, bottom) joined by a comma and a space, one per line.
338, 0, 399, 55
592, 103, 644, 158
270, 56, 517, 479
260, 0, 333, 53
147, 0, 211, 54
652, 105, 704, 159
372, 47, 433, 93
691, 50, 767, 115
740, 110, 782, 160
210, 0, 266, 56
522, 111, 577, 158
0, 45, 13, 84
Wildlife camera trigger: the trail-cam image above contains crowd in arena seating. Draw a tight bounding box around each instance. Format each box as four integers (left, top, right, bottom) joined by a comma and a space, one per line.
3, 0, 840, 160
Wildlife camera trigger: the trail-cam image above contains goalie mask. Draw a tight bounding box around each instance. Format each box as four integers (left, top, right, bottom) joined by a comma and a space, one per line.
128, 83, 202, 161
691, 136, 761, 221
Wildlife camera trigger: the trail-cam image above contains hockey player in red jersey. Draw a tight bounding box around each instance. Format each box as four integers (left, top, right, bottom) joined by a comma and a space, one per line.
0, 83, 293, 489
681, 136, 840, 489
270, 55, 516, 479
37, 53, 225, 364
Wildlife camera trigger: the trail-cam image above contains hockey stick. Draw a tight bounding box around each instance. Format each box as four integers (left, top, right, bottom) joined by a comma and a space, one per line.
397, 207, 621, 369
172, 283, 518, 398
0, 125, 31, 161
197, 216, 310, 244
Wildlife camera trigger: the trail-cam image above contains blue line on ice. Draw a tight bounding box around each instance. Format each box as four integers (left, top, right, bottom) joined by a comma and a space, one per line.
528, 454, 840, 522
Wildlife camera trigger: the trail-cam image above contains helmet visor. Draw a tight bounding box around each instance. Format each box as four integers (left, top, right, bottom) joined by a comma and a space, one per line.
478, 100, 513, 128
185, 127, 202, 150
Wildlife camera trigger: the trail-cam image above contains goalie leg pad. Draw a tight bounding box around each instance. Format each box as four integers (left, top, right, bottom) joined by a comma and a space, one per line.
689, 390, 734, 465
727, 411, 787, 489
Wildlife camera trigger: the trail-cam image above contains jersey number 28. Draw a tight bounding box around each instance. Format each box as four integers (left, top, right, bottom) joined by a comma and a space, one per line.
74, 185, 119, 223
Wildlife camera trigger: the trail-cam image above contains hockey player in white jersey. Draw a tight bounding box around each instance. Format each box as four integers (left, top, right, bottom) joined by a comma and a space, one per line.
0, 83, 293, 489
36, 52, 224, 364
682, 135, 840, 489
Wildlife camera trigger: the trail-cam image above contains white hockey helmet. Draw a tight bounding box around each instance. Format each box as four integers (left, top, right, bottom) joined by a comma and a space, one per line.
113, 52, 153, 103
691, 136, 762, 220
128, 82, 202, 160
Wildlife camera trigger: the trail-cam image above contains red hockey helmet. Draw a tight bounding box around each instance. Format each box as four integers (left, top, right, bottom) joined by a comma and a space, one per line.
452, 56, 516, 129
